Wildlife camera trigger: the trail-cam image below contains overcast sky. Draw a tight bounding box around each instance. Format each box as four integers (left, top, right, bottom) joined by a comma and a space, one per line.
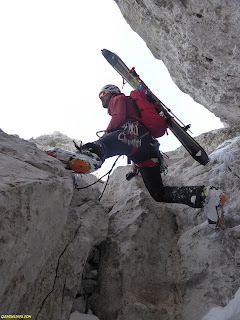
0, 0, 223, 159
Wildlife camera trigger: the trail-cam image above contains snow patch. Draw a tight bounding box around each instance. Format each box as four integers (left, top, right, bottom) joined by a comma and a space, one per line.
69, 311, 100, 320
202, 288, 240, 320
209, 136, 239, 162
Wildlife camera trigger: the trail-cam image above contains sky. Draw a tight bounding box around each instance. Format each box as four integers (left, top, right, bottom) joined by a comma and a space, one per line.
0, 0, 223, 165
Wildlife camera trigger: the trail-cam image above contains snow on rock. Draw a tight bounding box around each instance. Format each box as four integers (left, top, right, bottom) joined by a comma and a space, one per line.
70, 311, 100, 320
0, 130, 108, 320
202, 288, 240, 320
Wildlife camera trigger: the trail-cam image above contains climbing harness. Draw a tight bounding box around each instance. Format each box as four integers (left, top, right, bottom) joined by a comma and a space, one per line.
73, 140, 83, 152
126, 149, 169, 181
118, 122, 146, 148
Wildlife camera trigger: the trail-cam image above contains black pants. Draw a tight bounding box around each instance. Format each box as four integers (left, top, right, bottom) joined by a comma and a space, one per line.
139, 165, 204, 208
85, 126, 159, 163
82, 126, 205, 208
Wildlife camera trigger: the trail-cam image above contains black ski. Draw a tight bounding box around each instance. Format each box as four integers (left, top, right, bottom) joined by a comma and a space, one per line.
102, 49, 209, 166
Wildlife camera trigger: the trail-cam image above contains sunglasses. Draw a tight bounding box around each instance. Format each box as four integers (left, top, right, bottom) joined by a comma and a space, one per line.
99, 91, 108, 98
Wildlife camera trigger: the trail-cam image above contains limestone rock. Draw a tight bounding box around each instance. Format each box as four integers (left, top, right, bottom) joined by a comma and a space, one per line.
0, 130, 108, 320
70, 311, 100, 320
114, 0, 240, 128
0, 130, 73, 313
0, 127, 239, 319
202, 288, 240, 319
90, 128, 240, 320
29, 131, 82, 152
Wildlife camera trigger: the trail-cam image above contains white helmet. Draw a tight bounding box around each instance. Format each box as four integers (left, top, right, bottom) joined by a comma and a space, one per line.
99, 84, 121, 98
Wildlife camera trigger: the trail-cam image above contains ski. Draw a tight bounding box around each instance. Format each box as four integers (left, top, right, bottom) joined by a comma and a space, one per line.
102, 49, 209, 166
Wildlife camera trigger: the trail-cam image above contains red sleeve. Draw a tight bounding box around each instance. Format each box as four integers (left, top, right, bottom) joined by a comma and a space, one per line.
106, 95, 128, 131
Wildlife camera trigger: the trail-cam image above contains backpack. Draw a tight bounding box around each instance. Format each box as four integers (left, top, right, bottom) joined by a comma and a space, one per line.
130, 89, 168, 138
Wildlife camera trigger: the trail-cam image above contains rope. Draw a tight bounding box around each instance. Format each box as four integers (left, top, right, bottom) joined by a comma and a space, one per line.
73, 140, 82, 151
75, 156, 121, 201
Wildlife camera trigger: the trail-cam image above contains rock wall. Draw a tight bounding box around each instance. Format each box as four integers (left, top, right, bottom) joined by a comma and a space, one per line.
90, 127, 240, 320
0, 130, 108, 320
0, 126, 239, 319
114, 0, 240, 128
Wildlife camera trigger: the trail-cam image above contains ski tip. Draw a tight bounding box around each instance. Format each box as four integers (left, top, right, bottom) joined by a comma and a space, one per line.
101, 49, 119, 65
101, 48, 111, 57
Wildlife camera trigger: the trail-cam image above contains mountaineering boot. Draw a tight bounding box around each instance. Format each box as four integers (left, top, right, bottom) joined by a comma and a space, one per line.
203, 186, 226, 229
45, 147, 102, 173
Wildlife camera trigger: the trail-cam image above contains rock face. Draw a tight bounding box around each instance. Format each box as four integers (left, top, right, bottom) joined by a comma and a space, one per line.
29, 131, 82, 152
0, 126, 239, 320
90, 127, 240, 320
0, 130, 108, 320
114, 0, 240, 128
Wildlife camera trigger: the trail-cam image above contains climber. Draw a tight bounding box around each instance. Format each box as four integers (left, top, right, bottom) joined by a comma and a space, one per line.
45, 84, 226, 229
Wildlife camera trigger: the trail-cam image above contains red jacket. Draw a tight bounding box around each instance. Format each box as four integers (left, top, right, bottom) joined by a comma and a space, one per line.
106, 94, 139, 131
